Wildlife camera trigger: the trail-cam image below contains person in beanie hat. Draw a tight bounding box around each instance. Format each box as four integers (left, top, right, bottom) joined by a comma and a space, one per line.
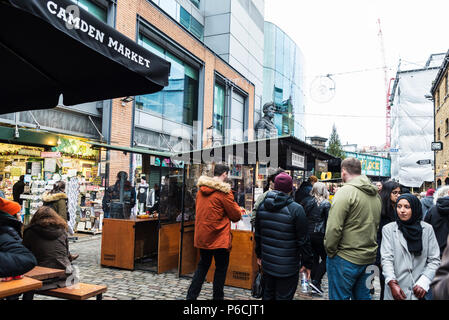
0, 198, 37, 285
255, 172, 313, 300
421, 188, 435, 220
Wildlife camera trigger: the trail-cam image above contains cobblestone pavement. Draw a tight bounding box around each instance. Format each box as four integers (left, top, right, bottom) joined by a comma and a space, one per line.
35, 234, 381, 300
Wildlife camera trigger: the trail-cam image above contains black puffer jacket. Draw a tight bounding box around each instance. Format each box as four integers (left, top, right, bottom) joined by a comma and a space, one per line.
425, 197, 449, 254
0, 212, 37, 277
255, 190, 313, 278
302, 196, 331, 235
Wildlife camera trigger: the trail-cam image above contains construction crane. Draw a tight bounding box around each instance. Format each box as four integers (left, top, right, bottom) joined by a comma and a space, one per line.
377, 18, 394, 150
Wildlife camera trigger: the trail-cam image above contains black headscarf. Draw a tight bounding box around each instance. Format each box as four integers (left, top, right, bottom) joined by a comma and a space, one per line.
395, 193, 423, 256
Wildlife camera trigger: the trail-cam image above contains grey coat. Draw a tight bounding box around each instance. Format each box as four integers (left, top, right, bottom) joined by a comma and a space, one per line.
381, 221, 441, 300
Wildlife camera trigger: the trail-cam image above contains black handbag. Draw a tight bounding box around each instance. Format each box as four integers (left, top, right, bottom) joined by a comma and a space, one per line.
251, 266, 264, 299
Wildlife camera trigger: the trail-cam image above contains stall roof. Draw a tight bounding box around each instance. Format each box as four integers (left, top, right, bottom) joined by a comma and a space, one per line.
0, 0, 171, 113
276, 135, 337, 161
173, 135, 338, 166
88, 142, 172, 158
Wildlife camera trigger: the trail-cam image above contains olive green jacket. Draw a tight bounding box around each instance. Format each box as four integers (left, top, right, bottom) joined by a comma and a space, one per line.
324, 175, 381, 265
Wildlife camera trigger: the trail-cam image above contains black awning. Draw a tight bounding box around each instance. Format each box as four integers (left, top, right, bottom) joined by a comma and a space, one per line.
0, 0, 171, 113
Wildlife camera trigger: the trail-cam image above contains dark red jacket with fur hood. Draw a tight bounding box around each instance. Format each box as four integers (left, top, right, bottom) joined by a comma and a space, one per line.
194, 176, 242, 250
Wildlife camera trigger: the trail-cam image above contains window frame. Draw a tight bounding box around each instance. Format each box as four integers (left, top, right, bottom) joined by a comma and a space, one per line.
135, 31, 200, 126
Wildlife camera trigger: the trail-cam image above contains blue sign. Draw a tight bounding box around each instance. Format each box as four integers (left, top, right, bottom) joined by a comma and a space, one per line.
345, 152, 391, 177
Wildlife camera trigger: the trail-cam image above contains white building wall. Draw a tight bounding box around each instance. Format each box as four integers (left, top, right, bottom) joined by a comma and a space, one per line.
390, 68, 439, 187
203, 0, 265, 129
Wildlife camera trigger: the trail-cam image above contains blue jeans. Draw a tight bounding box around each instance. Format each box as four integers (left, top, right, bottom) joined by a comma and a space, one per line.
326, 255, 371, 300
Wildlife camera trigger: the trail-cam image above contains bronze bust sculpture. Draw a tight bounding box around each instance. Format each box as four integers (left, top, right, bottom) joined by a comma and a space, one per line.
255, 102, 278, 139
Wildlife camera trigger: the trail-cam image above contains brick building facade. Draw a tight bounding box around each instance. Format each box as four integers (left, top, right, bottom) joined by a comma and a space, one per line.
432, 50, 449, 187
107, 0, 255, 182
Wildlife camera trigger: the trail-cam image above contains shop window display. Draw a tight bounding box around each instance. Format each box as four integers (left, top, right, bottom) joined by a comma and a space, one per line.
0, 139, 103, 230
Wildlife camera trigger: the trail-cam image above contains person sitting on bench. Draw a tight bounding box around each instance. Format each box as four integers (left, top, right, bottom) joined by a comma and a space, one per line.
22, 206, 76, 299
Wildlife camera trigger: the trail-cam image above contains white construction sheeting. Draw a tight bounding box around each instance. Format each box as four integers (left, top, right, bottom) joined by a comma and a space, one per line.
390, 68, 438, 187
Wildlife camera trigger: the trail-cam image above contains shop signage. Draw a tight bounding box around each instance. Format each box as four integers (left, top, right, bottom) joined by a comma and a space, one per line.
431, 142, 443, 151
10, 167, 23, 177
291, 152, 305, 168
18, 148, 41, 157
416, 159, 432, 165
93, 176, 102, 186
41, 151, 61, 158
315, 160, 328, 172
345, 152, 391, 177
44, 158, 57, 172
31, 162, 42, 176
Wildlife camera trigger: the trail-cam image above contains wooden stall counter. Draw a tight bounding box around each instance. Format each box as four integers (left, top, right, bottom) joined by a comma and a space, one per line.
101, 217, 183, 273
205, 229, 257, 290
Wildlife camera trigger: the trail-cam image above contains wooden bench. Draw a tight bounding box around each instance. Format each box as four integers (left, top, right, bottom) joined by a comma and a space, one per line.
38, 283, 107, 300
0, 277, 42, 299
24, 266, 66, 281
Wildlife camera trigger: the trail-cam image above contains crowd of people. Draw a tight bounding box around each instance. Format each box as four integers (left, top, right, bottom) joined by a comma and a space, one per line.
188, 158, 449, 301
3, 158, 449, 301
0, 180, 79, 300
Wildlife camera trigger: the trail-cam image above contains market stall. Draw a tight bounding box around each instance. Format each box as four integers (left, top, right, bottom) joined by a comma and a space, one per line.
177, 135, 337, 289
98, 145, 187, 273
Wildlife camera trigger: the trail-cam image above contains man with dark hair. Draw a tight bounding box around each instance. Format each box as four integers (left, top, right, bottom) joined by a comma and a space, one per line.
186, 163, 242, 300
214, 163, 230, 177
12, 175, 25, 205
324, 157, 381, 300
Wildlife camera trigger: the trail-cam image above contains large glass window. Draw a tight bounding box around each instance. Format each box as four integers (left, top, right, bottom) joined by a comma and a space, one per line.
190, 0, 200, 9
136, 35, 199, 126
180, 7, 204, 41
213, 83, 225, 137
71, 0, 107, 22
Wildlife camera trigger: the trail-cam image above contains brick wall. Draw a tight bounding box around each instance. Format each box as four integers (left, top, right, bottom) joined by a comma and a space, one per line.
435, 68, 449, 184
107, 0, 255, 181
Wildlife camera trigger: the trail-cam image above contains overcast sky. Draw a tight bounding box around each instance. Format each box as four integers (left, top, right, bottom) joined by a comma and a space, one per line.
264, 0, 448, 148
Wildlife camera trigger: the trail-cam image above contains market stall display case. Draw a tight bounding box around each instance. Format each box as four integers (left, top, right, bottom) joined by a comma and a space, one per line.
99, 147, 188, 273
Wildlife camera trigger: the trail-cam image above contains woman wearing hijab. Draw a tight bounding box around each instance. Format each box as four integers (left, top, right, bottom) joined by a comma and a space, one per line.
381, 193, 441, 300
375, 181, 401, 299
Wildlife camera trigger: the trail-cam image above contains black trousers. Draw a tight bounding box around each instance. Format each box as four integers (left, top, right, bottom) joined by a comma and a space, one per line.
263, 273, 299, 300
310, 233, 327, 285
186, 248, 230, 300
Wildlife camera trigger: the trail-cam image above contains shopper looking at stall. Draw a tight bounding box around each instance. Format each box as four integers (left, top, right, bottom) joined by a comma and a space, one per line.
0, 198, 37, 282
255, 172, 313, 300
42, 181, 68, 222
12, 175, 25, 205
294, 175, 317, 206
307, 182, 331, 296
381, 193, 440, 300
186, 164, 242, 300
324, 157, 381, 300
250, 168, 285, 228
22, 206, 74, 299
107, 171, 136, 219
